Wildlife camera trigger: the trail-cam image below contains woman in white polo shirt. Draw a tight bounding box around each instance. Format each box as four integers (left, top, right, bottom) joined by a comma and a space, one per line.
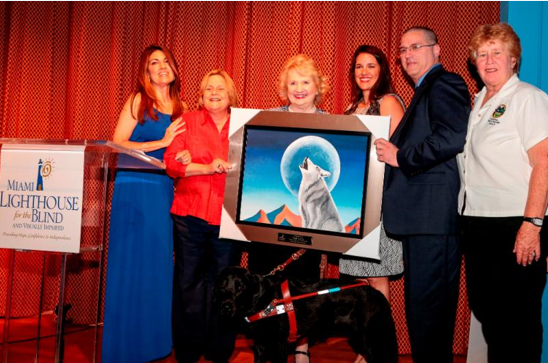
458, 23, 548, 363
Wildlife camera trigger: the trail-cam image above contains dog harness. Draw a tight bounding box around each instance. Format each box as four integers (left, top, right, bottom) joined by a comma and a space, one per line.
245, 280, 368, 343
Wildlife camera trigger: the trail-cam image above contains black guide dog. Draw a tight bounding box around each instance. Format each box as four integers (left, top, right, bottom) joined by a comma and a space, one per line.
214, 266, 398, 363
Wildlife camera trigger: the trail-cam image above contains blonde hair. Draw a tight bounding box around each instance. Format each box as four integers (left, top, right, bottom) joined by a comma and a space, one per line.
197, 69, 239, 109
468, 23, 521, 74
278, 54, 329, 106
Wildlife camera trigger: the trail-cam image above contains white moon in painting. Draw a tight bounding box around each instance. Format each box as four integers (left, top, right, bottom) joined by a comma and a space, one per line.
280, 136, 341, 196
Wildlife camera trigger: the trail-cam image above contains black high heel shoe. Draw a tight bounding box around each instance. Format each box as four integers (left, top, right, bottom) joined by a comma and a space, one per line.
294, 350, 311, 363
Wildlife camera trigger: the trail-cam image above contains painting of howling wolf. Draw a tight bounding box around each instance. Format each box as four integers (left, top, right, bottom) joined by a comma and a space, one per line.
237, 128, 369, 236
298, 157, 345, 233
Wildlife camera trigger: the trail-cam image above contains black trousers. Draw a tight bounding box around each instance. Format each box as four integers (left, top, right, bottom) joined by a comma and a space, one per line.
171, 214, 240, 363
462, 216, 547, 363
401, 234, 461, 363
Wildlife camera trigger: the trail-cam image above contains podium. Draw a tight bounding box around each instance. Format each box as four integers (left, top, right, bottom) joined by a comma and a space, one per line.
0, 139, 164, 363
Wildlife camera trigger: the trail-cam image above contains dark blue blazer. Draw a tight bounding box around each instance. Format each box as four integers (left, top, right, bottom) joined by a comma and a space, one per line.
382, 65, 470, 236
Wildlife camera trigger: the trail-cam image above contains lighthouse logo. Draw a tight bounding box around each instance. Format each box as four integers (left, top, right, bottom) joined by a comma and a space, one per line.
36, 158, 54, 191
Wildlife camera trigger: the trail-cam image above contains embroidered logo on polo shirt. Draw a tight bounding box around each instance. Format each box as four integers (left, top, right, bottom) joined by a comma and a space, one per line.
488, 104, 506, 125
492, 104, 506, 118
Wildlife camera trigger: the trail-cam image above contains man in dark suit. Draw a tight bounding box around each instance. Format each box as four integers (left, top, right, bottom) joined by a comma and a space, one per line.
375, 27, 470, 363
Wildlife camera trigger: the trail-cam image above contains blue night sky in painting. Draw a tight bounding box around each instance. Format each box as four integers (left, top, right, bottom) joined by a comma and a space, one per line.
238, 126, 369, 227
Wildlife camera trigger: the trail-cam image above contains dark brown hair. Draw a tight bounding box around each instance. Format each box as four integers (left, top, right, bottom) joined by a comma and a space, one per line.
346, 45, 394, 115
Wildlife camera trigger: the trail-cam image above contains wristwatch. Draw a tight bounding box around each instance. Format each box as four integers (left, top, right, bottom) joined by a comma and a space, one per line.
524, 217, 544, 227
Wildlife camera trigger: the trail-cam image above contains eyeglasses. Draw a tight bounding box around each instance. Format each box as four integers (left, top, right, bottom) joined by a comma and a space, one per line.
398, 44, 437, 55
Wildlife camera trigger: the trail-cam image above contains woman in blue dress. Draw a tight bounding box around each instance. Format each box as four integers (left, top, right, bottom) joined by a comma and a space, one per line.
102, 45, 188, 363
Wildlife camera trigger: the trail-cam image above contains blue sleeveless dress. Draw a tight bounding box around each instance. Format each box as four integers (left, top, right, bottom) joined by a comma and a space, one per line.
102, 111, 174, 363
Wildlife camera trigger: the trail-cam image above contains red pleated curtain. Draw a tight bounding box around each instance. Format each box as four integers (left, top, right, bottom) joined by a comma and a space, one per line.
0, 1, 499, 355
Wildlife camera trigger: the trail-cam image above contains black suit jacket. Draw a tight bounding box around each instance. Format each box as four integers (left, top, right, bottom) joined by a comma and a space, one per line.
382, 65, 470, 236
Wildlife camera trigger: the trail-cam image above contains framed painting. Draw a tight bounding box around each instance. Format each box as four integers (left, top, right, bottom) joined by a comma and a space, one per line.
220, 109, 389, 258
